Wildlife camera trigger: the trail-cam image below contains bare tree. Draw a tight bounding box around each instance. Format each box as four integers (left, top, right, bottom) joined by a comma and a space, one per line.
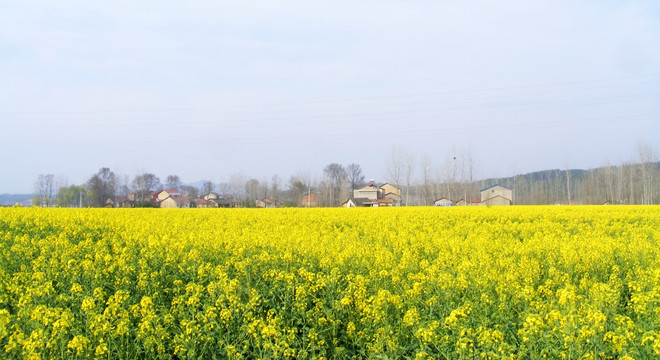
419, 155, 434, 205
323, 163, 347, 206
229, 173, 247, 205
218, 182, 231, 196
404, 151, 415, 206
132, 173, 161, 201
201, 180, 215, 195
34, 174, 55, 207
346, 163, 365, 190
288, 173, 310, 205
87, 168, 117, 207
245, 179, 261, 205
270, 174, 281, 201
387, 146, 404, 196
637, 140, 658, 204
165, 175, 183, 191
117, 174, 131, 198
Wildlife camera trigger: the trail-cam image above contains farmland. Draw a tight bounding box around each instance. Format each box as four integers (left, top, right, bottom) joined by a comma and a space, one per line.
0, 206, 659, 359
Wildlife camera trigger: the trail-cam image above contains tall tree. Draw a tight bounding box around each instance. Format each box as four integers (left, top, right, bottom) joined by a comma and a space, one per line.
270, 174, 281, 201
403, 151, 415, 206
34, 174, 54, 207
323, 163, 347, 206
55, 185, 86, 207
87, 168, 117, 207
288, 174, 309, 205
419, 155, 434, 205
132, 173, 161, 201
201, 180, 215, 195
346, 163, 365, 190
387, 146, 404, 196
165, 175, 183, 191
637, 140, 658, 205
245, 179, 261, 204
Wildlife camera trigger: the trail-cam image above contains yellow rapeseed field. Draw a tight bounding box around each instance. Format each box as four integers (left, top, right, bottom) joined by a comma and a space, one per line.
0, 206, 659, 359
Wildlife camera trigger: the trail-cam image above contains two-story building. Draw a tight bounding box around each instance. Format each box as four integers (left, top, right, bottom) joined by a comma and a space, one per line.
480, 184, 513, 206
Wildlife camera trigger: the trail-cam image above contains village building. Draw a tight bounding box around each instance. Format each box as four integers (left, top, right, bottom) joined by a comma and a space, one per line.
301, 193, 320, 207
200, 192, 233, 208
255, 198, 279, 208
353, 184, 379, 200
480, 184, 513, 206
342, 181, 401, 207
434, 198, 453, 206
341, 198, 394, 207
157, 190, 190, 208
456, 198, 482, 206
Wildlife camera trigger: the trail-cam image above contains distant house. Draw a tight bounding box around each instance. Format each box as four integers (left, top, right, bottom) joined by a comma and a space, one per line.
341, 197, 394, 207
480, 184, 513, 206
434, 198, 453, 207
379, 183, 401, 198
209, 197, 233, 208
157, 190, 189, 208
342, 198, 372, 207
115, 196, 131, 208
343, 181, 401, 207
255, 198, 278, 208
160, 197, 177, 208
301, 193, 319, 207
194, 199, 211, 208
201, 192, 222, 201
379, 184, 401, 206
175, 196, 191, 208
456, 199, 481, 206
201, 192, 233, 208
373, 199, 394, 207
353, 184, 379, 200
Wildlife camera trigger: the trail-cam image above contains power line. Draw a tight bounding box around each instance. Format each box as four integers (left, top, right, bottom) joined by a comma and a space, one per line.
33, 113, 657, 146
1, 73, 659, 116
3, 91, 658, 130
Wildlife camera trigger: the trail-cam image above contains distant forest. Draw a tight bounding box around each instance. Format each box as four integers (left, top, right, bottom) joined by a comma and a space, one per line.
470, 162, 660, 205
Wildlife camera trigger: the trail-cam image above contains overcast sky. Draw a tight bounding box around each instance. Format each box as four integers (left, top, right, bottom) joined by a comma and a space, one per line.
1, 1, 659, 193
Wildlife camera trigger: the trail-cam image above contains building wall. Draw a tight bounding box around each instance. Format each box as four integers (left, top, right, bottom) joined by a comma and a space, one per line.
301, 194, 319, 207
157, 192, 170, 201
354, 188, 378, 200
484, 196, 511, 206
379, 184, 401, 197
481, 185, 513, 203
160, 197, 177, 208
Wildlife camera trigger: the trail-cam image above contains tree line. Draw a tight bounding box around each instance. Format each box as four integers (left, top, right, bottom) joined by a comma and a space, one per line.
33, 142, 659, 207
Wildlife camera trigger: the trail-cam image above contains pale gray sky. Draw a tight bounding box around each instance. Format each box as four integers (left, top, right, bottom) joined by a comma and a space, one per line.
1, 1, 659, 193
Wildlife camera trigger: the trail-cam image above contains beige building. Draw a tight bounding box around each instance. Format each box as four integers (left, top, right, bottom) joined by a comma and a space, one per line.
353, 185, 379, 200
157, 190, 190, 208
379, 183, 401, 198
480, 184, 513, 206
344, 181, 402, 207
